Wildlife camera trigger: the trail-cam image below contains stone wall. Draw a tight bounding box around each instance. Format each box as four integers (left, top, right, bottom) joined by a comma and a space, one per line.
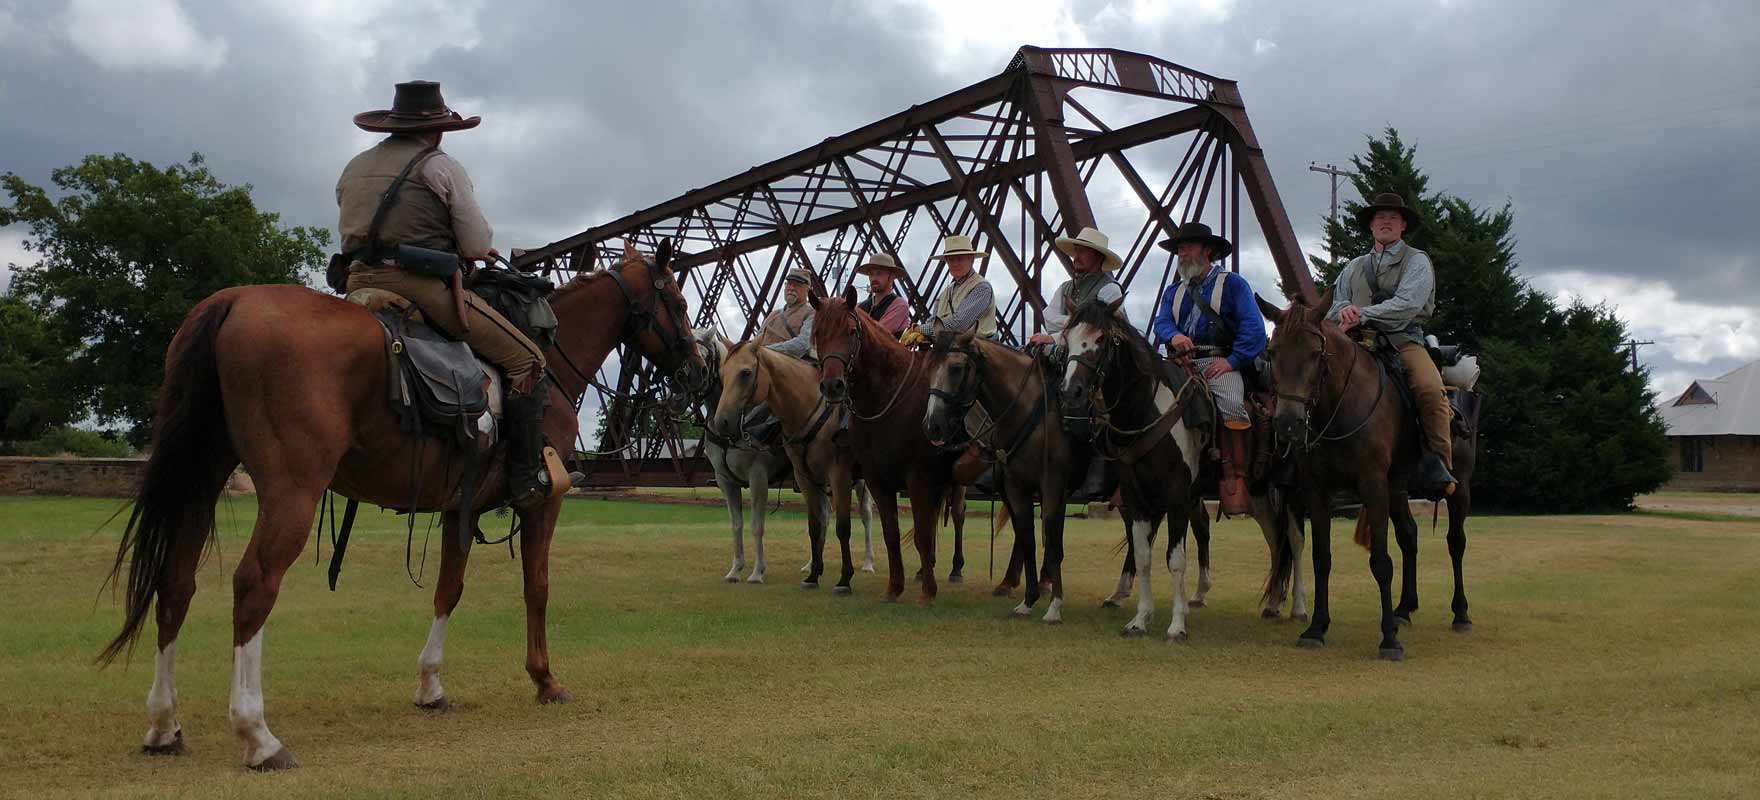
1668, 435, 1760, 492
0, 457, 146, 497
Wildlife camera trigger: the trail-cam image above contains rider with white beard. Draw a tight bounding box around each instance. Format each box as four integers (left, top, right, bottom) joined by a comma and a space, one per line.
1149, 222, 1267, 515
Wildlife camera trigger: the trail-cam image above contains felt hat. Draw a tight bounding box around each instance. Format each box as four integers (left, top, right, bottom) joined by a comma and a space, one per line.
354, 81, 481, 134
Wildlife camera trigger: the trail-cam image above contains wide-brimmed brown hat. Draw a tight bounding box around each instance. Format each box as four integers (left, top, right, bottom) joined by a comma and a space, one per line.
1055, 227, 1123, 271
1355, 192, 1421, 232
855, 253, 909, 280
354, 81, 482, 134
1156, 221, 1234, 260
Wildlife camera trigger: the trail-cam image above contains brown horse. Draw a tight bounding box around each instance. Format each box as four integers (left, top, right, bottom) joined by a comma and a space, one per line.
99, 242, 694, 769
811, 287, 958, 604
1257, 287, 1476, 661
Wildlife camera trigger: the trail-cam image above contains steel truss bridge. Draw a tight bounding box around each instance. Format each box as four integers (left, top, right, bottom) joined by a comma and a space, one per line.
512, 46, 1315, 488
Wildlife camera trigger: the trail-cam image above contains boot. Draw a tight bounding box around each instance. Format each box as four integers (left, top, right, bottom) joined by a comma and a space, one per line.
1071, 455, 1110, 503
504, 383, 552, 508
952, 442, 989, 486
1217, 424, 1252, 516
973, 464, 999, 495
1415, 451, 1457, 501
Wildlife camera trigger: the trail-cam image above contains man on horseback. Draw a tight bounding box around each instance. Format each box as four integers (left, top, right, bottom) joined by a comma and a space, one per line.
336, 81, 553, 508
1029, 227, 1128, 501
901, 235, 999, 484
1150, 222, 1266, 515
1328, 192, 1455, 496
856, 254, 912, 339
759, 268, 818, 358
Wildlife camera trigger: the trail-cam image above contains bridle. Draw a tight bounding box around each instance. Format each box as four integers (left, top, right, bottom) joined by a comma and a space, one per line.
1273, 320, 1385, 451
925, 340, 1037, 451
548, 255, 695, 406
820, 310, 920, 422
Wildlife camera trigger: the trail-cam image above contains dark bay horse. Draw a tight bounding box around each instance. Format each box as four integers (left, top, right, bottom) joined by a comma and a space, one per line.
1257, 288, 1476, 661
811, 287, 960, 604
100, 242, 694, 769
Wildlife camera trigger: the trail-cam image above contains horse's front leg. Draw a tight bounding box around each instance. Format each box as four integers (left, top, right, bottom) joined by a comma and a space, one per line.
857, 480, 876, 573
746, 467, 769, 584
872, 489, 906, 602
1359, 478, 1403, 661
414, 511, 474, 710
908, 475, 946, 606
1390, 492, 1420, 625
948, 485, 967, 584
1004, 478, 1040, 617
802, 482, 827, 590
1164, 498, 1193, 641
518, 496, 571, 703
831, 461, 856, 594
717, 469, 745, 582
1447, 482, 1474, 633
1298, 487, 1332, 648
1102, 514, 1136, 609
1188, 499, 1213, 609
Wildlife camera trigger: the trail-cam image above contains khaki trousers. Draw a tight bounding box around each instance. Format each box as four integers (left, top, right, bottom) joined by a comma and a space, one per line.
1397, 342, 1452, 469
347, 264, 546, 393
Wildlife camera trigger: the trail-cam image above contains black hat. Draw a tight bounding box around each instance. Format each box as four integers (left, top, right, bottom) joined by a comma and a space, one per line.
354, 81, 481, 134
1355, 192, 1421, 232
1156, 221, 1234, 259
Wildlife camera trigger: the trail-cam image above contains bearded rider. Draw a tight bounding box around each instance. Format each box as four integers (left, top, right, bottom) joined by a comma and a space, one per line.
1149, 222, 1267, 515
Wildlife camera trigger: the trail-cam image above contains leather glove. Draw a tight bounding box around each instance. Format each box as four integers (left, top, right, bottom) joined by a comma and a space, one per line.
899, 325, 928, 348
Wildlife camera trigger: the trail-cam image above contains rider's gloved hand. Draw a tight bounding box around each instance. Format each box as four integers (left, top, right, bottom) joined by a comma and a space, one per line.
899, 325, 928, 348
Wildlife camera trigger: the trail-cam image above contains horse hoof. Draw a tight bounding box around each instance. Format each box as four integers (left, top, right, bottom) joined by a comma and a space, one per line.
1296, 637, 1325, 650
916, 596, 935, 608
1188, 599, 1206, 609
800, 581, 819, 591
724, 576, 739, 583
832, 585, 852, 596
1394, 615, 1412, 627
1101, 599, 1121, 609
1453, 621, 1474, 634
416, 696, 450, 712
948, 573, 964, 584
1166, 631, 1189, 642
881, 593, 902, 604
1293, 613, 1311, 623
1121, 627, 1147, 639
1043, 616, 1063, 626
142, 731, 185, 756
539, 689, 572, 705
992, 586, 1015, 598
747, 576, 765, 585
251, 747, 299, 772
862, 564, 876, 573
1012, 604, 1032, 618
1379, 647, 1405, 662
1260, 608, 1281, 620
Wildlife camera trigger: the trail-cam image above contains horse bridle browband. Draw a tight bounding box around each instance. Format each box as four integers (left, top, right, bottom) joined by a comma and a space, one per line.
1276, 322, 1385, 450
822, 312, 920, 422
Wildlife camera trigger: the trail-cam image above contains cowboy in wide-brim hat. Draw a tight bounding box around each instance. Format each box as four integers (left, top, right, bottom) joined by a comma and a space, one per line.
1156, 221, 1234, 260
855, 254, 911, 338
1354, 192, 1421, 232
930, 234, 989, 261
1055, 226, 1123, 271
854, 252, 909, 280
354, 80, 482, 134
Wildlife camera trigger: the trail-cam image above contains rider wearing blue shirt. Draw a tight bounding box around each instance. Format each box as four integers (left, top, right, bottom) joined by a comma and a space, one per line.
1149, 222, 1267, 515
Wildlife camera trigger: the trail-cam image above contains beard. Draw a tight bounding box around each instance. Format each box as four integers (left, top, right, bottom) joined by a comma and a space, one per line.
1177, 252, 1209, 281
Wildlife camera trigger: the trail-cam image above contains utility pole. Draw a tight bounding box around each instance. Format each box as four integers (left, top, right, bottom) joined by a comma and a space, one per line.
1310, 162, 1357, 269
1619, 339, 1655, 372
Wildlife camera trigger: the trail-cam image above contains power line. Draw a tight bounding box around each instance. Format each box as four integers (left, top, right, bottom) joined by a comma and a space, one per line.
1309, 162, 1357, 269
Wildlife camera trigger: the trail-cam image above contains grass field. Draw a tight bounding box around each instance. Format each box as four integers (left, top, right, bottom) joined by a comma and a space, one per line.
1, 494, 1757, 799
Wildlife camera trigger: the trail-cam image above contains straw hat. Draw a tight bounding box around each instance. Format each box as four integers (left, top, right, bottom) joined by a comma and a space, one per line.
855, 253, 909, 279
930, 234, 988, 260
353, 81, 481, 134
1054, 227, 1123, 271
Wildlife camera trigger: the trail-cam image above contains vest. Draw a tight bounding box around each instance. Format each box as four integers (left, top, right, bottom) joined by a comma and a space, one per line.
859, 293, 901, 336
337, 136, 457, 259
758, 302, 812, 347
1166, 269, 1235, 354
1063, 271, 1119, 313
1346, 242, 1433, 347
933, 272, 998, 338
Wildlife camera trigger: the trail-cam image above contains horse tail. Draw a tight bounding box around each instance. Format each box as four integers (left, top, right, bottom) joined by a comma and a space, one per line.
1352, 511, 1372, 550
1261, 506, 1296, 608
98, 296, 237, 666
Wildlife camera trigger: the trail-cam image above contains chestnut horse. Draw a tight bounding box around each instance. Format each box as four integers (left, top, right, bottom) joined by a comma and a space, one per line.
1257, 288, 1476, 661
810, 287, 959, 604
99, 242, 694, 769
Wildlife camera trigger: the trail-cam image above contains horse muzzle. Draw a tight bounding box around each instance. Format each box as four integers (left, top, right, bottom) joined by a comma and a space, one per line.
1273, 410, 1306, 443
820, 376, 849, 404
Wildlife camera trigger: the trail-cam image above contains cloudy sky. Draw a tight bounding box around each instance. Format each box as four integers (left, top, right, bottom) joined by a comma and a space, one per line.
3, 0, 1757, 418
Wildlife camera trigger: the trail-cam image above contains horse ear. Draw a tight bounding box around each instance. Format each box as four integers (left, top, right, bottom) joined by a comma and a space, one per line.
809, 291, 823, 311
956, 328, 976, 348
1316, 284, 1336, 315
622, 240, 640, 264
1106, 295, 1125, 316
1255, 293, 1283, 323
719, 333, 735, 352
843, 284, 858, 308
656, 238, 674, 269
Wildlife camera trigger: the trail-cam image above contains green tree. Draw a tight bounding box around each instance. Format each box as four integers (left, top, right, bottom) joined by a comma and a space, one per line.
1, 153, 329, 444
1309, 129, 1671, 511
0, 291, 80, 441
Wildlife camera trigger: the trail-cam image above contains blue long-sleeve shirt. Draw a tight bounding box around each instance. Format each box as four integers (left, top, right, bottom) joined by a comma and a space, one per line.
1150, 268, 1268, 372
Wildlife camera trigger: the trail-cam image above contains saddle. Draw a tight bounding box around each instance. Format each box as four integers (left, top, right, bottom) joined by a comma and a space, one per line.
1362, 335, 1480, 441
348, 288, 497, 443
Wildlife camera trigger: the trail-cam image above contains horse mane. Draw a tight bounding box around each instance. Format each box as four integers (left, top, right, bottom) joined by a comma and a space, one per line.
1069, 299, 1160, 380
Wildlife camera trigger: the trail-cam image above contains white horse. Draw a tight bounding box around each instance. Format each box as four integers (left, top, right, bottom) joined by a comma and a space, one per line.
684, 329, 873, 583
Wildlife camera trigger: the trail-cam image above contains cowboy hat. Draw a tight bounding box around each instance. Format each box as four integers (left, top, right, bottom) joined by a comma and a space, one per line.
855, 253, 909, 280
1156, 221, 1234, 260
1355, 191, 1422, 232
783, 267, 817, 286
354, 81, 482, 134
930, 234, 988, 260
1054, 227, 1123, 271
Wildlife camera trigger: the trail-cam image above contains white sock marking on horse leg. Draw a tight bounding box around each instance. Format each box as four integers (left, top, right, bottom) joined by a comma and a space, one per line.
719, 470, 744, 581
1105, 570, 1134, 604
1128, 519, 1155, 633
1290, 513, 1310, 619
229, 629, 285, 767
1042, 596, 1064, 624
143, 642, 180, 748
1195, 562, 1213, 606
414, 616, 448, 706
1166, 536, 1189, 640
858, 482, 876, 572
